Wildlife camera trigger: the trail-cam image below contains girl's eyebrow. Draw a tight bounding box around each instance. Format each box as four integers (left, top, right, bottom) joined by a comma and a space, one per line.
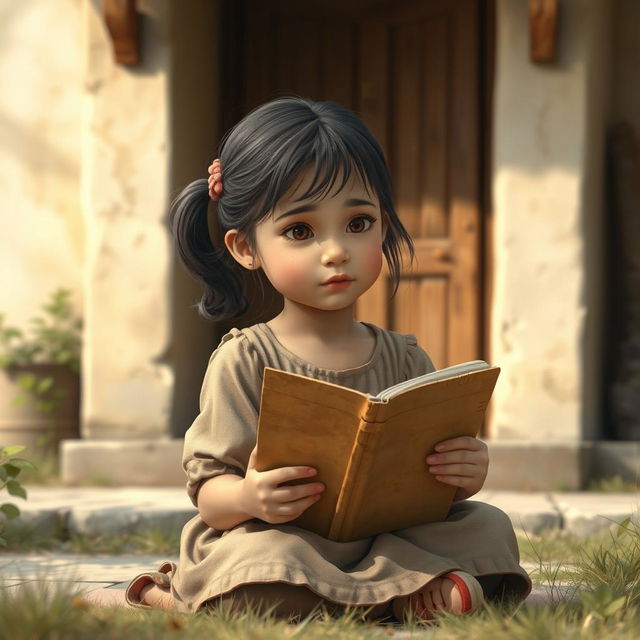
274, 198, 376, 222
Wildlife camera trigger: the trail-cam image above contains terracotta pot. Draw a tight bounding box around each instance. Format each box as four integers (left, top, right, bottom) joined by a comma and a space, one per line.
0, 364, 80, 456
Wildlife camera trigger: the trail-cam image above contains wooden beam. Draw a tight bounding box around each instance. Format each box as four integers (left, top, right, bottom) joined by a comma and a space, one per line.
102, 0, 140, 66
529, 0, 558, 63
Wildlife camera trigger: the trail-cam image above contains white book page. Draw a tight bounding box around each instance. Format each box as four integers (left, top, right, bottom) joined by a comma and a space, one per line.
372, 360, 490, 402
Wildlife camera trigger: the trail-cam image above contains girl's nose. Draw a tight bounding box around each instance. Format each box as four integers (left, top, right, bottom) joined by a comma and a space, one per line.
321, 239, 350, 266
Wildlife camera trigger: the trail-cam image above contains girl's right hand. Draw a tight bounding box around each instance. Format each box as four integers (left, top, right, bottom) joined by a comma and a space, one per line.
239, 445, 325, 524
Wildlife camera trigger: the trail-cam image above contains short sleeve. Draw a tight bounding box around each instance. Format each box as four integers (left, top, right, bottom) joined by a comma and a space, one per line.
404, 334, 437, 379
181, 330, 264, 507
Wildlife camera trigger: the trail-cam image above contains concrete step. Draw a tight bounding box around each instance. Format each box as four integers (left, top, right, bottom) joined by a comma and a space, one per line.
5, 487, 639, 539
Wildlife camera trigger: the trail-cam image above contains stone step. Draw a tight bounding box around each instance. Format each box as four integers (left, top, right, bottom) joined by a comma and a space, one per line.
5, 487, 638, 539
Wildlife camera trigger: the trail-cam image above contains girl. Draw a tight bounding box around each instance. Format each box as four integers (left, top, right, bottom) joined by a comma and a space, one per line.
125, 97, 531, 622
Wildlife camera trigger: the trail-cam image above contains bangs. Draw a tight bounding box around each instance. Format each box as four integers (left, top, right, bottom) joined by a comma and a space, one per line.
256, 122, 379, 220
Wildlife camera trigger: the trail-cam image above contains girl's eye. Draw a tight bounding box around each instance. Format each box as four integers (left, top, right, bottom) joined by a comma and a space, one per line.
347, 215, 375, 233
282, 216, 375, 240
283, 224, 313, 241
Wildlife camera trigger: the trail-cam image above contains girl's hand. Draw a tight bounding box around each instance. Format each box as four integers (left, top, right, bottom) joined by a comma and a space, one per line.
240, 445, 325, 524
426, 436, 488, 501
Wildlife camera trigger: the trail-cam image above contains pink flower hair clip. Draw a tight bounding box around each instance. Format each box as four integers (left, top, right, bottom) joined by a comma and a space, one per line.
207, 158, 223, 200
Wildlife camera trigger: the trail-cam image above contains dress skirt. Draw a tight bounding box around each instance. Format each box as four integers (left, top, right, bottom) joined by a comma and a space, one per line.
168, 499, 531, 614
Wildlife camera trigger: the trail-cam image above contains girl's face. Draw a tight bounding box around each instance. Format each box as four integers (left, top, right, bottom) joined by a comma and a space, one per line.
253, 166, 386, 312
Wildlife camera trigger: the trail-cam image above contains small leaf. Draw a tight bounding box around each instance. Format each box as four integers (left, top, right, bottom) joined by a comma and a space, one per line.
4, 463, 21, 478
55, 350, 71, 364
1, 445, 25, 457
616, 517, 631, 537
11, 394, 28, 407
603, 596, 626, 617
580, 591, 597, 609
16, 373, 36, 391
5, 480, 27, 499
8, 458, 38, 472
36, 377, 54, 394
0, 467, 6, 481
0, 503, 20, 519
36, 400, 56, 414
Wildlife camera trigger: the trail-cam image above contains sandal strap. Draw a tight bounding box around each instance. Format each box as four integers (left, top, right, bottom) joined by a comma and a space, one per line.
157, 560, 177, 576
445, 572, 472, 612
125, 570, 171, 609
407, 571, 484, 621
150, 571, 171, 587
443, 571, 484, 613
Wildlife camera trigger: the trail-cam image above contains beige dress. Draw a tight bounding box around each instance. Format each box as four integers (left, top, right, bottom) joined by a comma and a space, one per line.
158, 322, 531, 614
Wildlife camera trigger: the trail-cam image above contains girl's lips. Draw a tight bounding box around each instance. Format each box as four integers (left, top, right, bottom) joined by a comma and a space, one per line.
321, 279, 353, 290
321, 275, 353, 285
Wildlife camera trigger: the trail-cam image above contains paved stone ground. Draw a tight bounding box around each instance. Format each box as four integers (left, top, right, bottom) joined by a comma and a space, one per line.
0, 551, 575, 621
0, 488, 635, 624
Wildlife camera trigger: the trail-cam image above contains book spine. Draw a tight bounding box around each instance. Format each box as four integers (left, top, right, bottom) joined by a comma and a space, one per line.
328, 402, 383, 541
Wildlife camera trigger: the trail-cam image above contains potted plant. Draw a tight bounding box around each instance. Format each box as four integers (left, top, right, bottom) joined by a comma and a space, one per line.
0, 289, 82, 458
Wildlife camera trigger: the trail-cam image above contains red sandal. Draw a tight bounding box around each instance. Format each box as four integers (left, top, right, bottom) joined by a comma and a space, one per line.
125, 561, 176, 609
409, 571, 484, 621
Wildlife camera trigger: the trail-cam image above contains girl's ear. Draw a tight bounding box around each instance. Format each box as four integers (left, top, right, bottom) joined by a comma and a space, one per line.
224, 229, 260, 270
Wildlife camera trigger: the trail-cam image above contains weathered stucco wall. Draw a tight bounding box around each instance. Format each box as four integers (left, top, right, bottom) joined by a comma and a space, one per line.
82, 0, 173, 437
490, 0, 609, 441
0, 1, 84, 324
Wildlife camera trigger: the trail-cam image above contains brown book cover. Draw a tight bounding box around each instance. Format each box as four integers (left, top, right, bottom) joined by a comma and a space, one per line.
255, 362, 500, 542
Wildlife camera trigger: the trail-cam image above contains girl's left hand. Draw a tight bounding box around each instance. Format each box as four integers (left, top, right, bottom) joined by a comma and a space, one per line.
426, 436, 488, 501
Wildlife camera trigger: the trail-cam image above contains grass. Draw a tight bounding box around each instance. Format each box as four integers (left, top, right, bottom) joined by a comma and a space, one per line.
587, 475, 639, 493
1, 521, 640, 637
1, 519, 182, 555
4, 455, 640, 636
1, 547, 640, 639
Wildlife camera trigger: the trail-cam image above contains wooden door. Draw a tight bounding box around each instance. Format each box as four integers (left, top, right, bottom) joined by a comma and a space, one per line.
232, 0, 483, 368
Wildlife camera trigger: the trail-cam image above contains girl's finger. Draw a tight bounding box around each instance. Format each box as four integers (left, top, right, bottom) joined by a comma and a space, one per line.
429, 463, 480, 477
434, 436, 483, 452
433, 474, 475, 488
274, 493, 320, 517
427, 449, 487, 465
268, 465, 317, 486
271, 483, 323, 503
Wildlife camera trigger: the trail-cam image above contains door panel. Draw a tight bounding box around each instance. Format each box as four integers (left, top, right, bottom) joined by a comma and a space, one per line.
239, 0, 482, 368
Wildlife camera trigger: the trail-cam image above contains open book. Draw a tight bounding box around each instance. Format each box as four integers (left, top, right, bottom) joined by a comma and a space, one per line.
255, 361, 500, 542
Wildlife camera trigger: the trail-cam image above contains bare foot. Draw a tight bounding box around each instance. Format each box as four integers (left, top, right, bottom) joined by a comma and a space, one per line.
139, 583, 176, 611
392, 576, 465, 621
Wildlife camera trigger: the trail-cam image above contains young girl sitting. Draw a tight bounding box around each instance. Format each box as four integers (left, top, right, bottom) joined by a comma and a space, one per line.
125, 96, 531, 622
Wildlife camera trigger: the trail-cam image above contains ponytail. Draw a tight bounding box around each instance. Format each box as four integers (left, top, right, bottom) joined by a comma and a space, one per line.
171, 179, 249, 321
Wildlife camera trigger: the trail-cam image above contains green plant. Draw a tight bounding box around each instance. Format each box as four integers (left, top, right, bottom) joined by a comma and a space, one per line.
0, 444, 38, 548
0, 288, 81, 415
587, 475, 640, 493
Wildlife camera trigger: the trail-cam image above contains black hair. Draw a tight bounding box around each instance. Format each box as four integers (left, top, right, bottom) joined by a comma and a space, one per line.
172, 96, 414, 321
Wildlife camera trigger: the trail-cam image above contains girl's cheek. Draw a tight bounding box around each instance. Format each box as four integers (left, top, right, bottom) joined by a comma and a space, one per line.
363, 245, 383, 278
273, 261, 309, 289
